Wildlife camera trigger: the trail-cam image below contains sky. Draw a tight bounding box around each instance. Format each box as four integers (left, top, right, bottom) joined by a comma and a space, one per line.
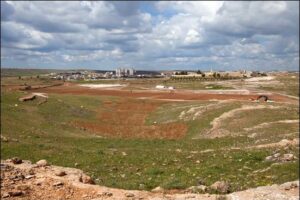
1, 1, 299, 71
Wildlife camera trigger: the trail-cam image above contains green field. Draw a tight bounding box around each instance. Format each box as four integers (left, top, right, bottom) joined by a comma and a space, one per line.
1, 83, 299, 193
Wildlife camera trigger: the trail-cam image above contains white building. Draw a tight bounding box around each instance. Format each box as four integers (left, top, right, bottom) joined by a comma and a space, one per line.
115, 67, 135, 77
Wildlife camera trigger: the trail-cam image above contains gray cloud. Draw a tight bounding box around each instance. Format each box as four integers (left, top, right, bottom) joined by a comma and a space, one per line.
1, 1, 299, 71
1, 1, 14, 21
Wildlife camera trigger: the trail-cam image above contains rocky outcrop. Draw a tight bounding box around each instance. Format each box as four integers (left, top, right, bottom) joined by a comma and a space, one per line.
1, 159, 299, 200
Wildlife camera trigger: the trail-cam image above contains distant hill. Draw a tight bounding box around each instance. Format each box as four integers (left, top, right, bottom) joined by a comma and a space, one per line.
1, 68, 67, 77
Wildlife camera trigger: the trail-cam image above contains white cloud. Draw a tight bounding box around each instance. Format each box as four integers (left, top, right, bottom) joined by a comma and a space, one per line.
1, 1, 299, 70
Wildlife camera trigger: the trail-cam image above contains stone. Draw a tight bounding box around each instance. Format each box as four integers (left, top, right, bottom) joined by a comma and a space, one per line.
36, 159, 48, 167
25, 175, 35, 179
265, 156, 273, 161
16, 184, 30, 190
1, 135, 9, 142
151, 186, 164, 192
11, 157, 22, 164
280, 181, 299, 190
35, 180, 43, 186
282, 154, 295, 161
210, 181, 231, 194
197, 178, 206, 186
8, 190, 23, 197
103, 192, 113, 197
125, 192, 134, 197
279, 139, 290, 146
187, 185, 207, 193
2, 193, 9, 198
55, 170, 67, 176
79, 174, 95, 184
53, 181, 64, 187
28, 168, 35, 175
273, 153, 281, 158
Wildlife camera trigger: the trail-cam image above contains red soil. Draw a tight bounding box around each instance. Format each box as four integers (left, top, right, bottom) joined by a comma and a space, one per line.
33, 84, 296, 103
73, 99, 187, 139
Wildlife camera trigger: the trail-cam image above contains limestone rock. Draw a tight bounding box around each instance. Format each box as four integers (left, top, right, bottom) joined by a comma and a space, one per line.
210, 181, 231, 194
36, 159, 48, 167
55, 170, 67, 176
151, 186, 164, 192
125, 192, 134, 197
79, 174, 95, 184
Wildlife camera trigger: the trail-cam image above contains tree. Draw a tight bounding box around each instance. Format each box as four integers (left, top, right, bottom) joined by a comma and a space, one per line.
196, 70, 202, 74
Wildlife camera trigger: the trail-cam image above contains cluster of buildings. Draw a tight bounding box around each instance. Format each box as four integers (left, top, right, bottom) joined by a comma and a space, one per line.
49, 71, 114, 81
48, 67, 139, 81
48, 67, 267, 81
171, 70, 266, 79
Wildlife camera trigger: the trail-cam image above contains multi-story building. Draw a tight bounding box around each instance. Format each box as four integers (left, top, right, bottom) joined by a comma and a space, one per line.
115, 67, 135, 77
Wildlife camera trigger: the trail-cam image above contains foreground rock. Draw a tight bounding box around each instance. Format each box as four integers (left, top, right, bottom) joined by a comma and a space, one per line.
36, 159, 48, 167
210, 181, 231, 194
1, 159, 299, 200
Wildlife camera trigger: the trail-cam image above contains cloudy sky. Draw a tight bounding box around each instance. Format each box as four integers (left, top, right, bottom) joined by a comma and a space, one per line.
1, 1, 299, 71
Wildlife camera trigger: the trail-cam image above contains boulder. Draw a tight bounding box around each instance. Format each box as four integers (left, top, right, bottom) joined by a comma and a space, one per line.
273, 153, 281, 158
11, 157, 22, 164
151, 186, 164, 192
36, 160, 48, 167
55, 170, 66, 177
210, 181, 231, 194
1, 135, 9, 142
187, 185, 207, 193
53, 181, 64, 187
280, 181, 299, 190
279, 139, 290, 146
79, 174, 95, 184
265, 156, 273, 161
125, 192, 134, 197
8, 190, 23, 197
282, 154, 295, 161
102, 191, 113, 197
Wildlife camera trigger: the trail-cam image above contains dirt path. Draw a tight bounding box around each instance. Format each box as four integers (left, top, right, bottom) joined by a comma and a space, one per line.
205, 105, 282, 138
244, 119, 299, 131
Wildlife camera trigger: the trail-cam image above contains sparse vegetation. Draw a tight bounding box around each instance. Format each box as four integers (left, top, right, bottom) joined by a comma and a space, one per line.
1, 71, 299, 193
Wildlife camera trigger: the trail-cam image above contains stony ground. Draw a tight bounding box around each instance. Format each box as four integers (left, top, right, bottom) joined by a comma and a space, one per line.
1, 159, 299, 200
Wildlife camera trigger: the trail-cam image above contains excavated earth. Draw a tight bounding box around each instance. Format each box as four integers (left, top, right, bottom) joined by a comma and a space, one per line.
1, 159, 299, 200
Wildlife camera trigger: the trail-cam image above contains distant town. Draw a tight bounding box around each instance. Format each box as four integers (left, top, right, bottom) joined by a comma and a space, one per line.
46, 67, 268, 81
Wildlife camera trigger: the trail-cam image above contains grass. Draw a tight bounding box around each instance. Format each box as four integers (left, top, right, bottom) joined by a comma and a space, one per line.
1, 87, 299, 192
259, 73, 299, 97
1, 72, 299, 192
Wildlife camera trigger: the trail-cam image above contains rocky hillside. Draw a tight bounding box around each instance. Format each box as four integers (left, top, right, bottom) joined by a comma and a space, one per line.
1, 158, 299, 200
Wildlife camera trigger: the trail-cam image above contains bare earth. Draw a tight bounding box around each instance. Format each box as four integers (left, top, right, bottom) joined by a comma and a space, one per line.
1, 160, 299, 200
31, 83, 297, 104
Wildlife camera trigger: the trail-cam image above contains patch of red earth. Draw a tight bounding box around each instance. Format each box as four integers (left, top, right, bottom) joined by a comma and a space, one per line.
72, 99, 187, 139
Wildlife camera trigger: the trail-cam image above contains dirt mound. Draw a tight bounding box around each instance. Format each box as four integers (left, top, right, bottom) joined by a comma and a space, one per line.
1, 159, 299, 200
